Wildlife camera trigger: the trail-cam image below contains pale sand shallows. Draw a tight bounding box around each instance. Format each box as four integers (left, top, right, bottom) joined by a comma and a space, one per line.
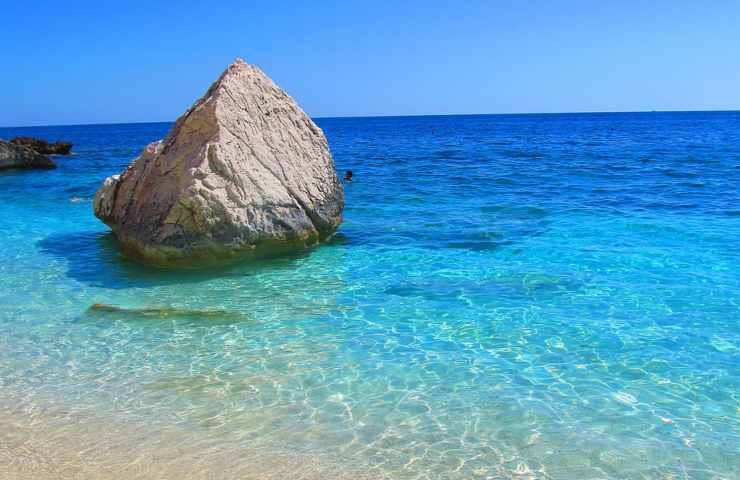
0, 403, 377, 480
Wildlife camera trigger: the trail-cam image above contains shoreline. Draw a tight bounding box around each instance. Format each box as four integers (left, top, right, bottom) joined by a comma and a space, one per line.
0, 402, 375, 480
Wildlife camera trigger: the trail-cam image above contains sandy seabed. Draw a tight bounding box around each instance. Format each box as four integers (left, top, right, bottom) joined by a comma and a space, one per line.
0, 404, 374, 480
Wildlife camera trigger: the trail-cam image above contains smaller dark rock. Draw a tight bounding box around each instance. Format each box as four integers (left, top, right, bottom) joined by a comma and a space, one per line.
10, 136, 72, 155
0, 140, 56, 170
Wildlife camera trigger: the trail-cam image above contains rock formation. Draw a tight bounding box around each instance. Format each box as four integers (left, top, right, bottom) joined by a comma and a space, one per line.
94, 59, 344, 264
0, 139, 56, 170
10, 137, 72, 155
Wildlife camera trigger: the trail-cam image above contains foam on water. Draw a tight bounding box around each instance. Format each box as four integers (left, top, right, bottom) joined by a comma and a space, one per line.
0, 113, 739, 479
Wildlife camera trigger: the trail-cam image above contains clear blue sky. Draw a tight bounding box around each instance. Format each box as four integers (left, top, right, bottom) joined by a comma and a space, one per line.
2, 0, 739, 126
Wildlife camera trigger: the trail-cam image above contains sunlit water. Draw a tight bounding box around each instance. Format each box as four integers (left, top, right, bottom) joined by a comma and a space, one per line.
0, 112, 738, 479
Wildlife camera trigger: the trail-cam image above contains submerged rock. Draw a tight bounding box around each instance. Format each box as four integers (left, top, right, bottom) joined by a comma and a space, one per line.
10, 136, 72, 155
93, 58, 344, 265
87, 303, 241, 318
0, 139, 56, 170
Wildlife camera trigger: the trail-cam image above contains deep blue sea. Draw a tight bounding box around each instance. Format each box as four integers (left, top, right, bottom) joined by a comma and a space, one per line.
1, 112, 739, 479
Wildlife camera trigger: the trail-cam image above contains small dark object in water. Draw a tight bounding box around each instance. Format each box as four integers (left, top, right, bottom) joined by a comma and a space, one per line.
344, 170, 353, 182
10, 136, 72, 155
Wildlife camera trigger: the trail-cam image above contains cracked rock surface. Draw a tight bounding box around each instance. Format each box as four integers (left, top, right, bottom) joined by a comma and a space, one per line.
93, 59, 344, 264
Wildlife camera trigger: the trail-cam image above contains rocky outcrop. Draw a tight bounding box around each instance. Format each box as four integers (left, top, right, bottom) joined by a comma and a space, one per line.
10, 137, 72, 155
0, 140, 56, 170
94, 59, 344, 265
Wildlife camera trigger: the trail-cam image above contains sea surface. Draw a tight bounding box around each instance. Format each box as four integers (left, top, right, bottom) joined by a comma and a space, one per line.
0, 112, 738, 479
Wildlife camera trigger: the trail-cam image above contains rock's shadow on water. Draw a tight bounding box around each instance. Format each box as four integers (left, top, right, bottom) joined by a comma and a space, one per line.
384, 271, 582, 304
37, 231, 314, 289
323, 232, 353, 246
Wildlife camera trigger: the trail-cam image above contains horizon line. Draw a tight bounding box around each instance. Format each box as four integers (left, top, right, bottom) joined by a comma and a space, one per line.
1, 108, 738, 130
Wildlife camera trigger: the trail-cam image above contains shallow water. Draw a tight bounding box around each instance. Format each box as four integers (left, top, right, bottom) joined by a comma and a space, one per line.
1, 112, 739, 479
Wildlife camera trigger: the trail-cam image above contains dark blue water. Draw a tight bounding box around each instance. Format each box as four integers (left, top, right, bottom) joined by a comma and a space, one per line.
1, 112, 739, 479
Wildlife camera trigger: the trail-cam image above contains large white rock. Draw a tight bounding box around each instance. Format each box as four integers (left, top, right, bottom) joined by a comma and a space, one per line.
94, 59, 344, 264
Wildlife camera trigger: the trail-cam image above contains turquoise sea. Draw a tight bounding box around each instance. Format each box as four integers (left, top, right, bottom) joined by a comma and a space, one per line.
0, 112, 738, 479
